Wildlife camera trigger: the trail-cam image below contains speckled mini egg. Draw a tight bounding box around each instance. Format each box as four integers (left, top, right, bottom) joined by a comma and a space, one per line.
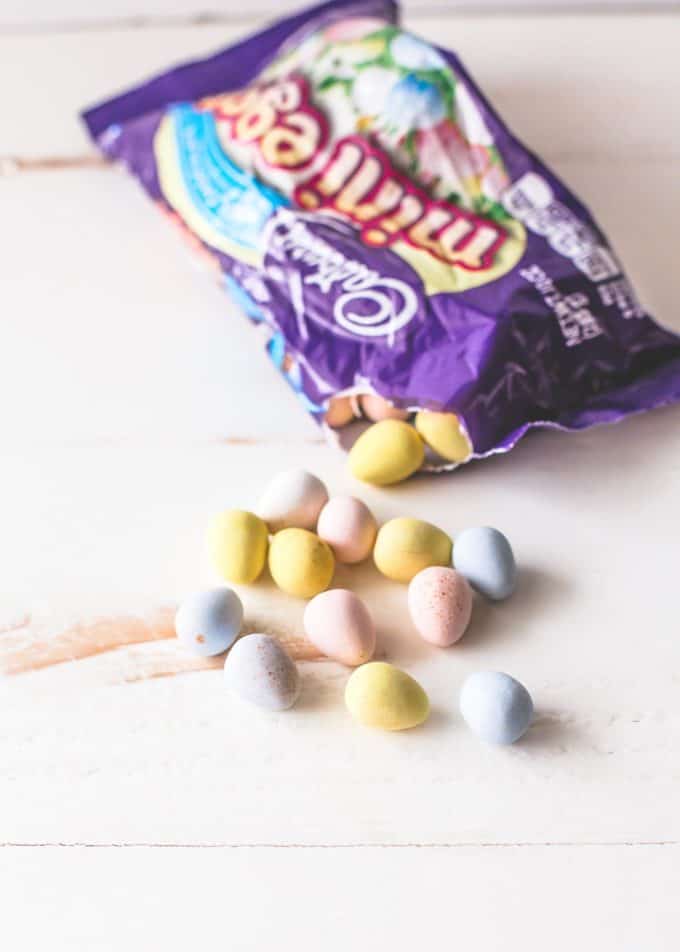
408, 566, 472, 647
175, 587, 243, 657
459, 671, 533, 745
208, 509, 269, 584
374, 517, 452, 583
360, 393, 411, 422
453, 526, 516, 601
303, 589, 375, 666
257, 469, 329, 532
414, 411, 472, 463
325, 396, 355, 428
268, 528, 335, 598
348, 420, 424, 486
316, 495, 377, 564
345, 662, 429, 731
224, 633, 300, 711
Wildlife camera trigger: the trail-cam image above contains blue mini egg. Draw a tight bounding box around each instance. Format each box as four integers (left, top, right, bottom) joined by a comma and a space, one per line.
460, 671, 533, 745
453, 526, 516, 601
175, 587, 243, 657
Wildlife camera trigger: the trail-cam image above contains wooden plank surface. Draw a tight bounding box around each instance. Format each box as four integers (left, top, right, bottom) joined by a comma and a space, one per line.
2, 5, 679, 946
2, 15, 679, 159
3, 0, 678, 31
2, 845, 678, 952
3, 409, 680, 844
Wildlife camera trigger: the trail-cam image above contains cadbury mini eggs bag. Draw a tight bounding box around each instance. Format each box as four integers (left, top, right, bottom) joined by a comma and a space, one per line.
83, 0, 680, 470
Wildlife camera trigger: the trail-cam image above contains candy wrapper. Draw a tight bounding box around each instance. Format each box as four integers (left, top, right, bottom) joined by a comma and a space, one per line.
83, 0, 680, 471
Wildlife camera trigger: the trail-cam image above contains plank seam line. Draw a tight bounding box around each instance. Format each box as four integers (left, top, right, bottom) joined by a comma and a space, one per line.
1, 8, 678, 38
2, 153, 679, 178
1, 841, 678, 849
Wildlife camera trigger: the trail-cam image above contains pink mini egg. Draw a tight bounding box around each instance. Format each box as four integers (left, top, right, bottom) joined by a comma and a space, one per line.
303, 589, 376, 666
325, 396, 355, 429
408, 566, 472, 647
360, 394, 410, 422
316, 495, 377, 564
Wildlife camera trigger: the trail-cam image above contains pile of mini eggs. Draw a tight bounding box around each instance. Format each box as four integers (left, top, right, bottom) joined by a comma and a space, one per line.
326, 392, 472, 485
175, 468, 533, 745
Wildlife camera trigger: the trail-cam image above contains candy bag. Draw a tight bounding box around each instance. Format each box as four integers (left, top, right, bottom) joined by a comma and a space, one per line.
83, 0, 680, 470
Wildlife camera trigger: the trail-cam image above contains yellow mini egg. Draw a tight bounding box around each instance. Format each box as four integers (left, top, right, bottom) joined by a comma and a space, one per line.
268, 528, 335, 598
348, 420, 424, 485
374, 517, 452, 583
415, 411, 472, 463
208, 510, 269, 584
345, 662, 429, 730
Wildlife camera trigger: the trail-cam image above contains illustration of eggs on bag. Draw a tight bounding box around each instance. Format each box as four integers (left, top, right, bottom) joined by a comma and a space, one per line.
84, 0, 680, 478
153, 55, 526, 293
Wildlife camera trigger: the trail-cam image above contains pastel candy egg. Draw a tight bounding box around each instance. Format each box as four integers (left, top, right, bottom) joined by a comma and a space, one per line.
303, 589, 376, 666
224, 634, 300, 711
268, 528, 335, 598
408, 567, 472, 647
414, 411, 472, 463
325, 396, 355, 428
360, 393, 411, 422
257, 469, 329, 532
345, 662, 429, 730
459, 671, 533, 744
175, 587, 243, 657
348, 420, 424, 485
316, 495, 377, 564
453, 526, 516, 600
208, 509, 268, 584
374, 517, 452, 583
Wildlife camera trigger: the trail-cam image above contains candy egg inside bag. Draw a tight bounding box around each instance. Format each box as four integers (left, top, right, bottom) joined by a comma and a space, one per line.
84, 0, 680, 473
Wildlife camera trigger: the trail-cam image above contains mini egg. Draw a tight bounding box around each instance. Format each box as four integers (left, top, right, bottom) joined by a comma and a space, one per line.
316, 495, 377, 564
348, 420, 425, 485
175, 587, 243, 657
303, 589, 375, 666
408, 566, 472, 647
414, 411, 472, 463
374, 517, 452, 583
224, 633, 300, 711
325, 396, 355, 428
208, 509, 269, 584
257, 469, 329, 532
268, 528, 335, 598
345, 662, 429, 730
360, 393, 411, 422
453, 526, 516, 601
459, 671, 533, 744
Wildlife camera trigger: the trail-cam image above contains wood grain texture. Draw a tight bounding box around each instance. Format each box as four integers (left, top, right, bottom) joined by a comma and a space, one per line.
3, 1, 677, 31
0, 604, 324, 677
1, 15, 679, 159
1, 16, 679, 945
2, 420, 680, 844
1, 845, 679, 952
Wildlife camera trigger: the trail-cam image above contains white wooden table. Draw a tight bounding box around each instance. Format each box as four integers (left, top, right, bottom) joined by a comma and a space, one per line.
2, 6, 680, 949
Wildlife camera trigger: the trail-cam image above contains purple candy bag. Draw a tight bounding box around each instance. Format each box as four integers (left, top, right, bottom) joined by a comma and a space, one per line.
83, 0, 680, 470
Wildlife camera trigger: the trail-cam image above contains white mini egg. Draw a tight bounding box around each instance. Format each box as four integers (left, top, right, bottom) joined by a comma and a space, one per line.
224, 634, 301, 711
257, 469, 329, 533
